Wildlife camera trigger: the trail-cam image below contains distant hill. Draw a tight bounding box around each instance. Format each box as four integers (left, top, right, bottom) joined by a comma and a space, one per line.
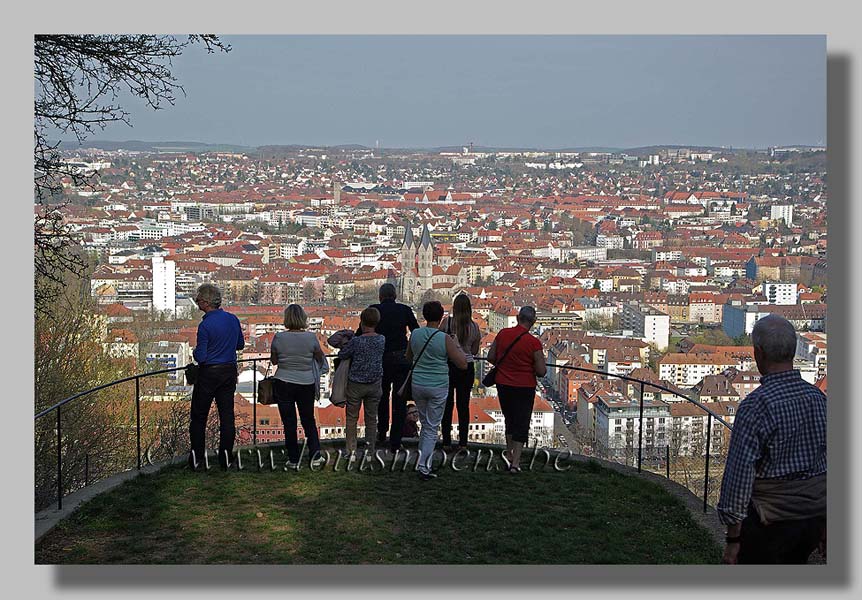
57, 140, 253, 153
621, 145, 733, 154
58, 139, 766, 155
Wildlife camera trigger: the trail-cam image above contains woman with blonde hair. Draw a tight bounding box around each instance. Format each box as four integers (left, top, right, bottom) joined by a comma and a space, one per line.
439, 293, 481, 450
270, 304, 326, 468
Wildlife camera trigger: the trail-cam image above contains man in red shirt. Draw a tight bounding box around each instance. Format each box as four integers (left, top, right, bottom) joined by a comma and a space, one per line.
487, 306, 546, 473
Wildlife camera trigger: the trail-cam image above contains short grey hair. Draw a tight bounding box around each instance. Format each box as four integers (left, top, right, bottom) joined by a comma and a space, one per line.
518, 305, 537, 326
379, 283, 397, 301
751, 314, 797, 363
195, 283, 222, 308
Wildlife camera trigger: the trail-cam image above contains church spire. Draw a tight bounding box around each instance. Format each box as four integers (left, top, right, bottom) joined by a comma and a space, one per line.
419, 223, 433, 249
402, 221, 415, 249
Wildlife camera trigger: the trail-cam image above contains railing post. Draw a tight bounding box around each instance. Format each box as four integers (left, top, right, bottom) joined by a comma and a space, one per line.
252, 358, 258, 446
703, 413, 712, 513
56, 407, 62, 510
665, 444, 670, 479
637, 381, 644, 473
136, 376, 142, 470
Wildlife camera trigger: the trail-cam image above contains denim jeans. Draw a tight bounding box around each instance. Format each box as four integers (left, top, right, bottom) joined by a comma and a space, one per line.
412, 383, 449, 474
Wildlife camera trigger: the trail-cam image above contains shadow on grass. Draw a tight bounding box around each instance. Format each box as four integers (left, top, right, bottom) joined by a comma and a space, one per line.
36, 448, 722, 565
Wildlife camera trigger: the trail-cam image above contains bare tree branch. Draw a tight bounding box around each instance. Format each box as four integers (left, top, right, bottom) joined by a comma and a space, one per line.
33, 34, 230, 314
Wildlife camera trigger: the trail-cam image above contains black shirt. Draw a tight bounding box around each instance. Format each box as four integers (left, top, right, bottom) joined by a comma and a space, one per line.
358, 299, 420, 352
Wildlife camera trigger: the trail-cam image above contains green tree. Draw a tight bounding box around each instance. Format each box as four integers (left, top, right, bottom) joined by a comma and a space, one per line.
732, 333, 752, 346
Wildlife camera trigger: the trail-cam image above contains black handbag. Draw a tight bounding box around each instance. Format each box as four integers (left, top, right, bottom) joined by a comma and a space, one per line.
257, 365, 277, 404
185, 363, 199, 386
397, 330, 441, 403
482, 330, 529, 387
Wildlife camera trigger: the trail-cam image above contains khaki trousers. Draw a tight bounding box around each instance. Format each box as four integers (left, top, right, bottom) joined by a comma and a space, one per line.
345, 379, 382, 454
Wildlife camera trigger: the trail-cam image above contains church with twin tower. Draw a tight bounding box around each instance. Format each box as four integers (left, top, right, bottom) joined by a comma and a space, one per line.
399, 222, 434, 304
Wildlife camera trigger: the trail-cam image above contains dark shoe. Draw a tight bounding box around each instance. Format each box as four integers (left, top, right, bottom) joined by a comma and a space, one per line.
419, 471, 438, 481
376, 434, 387, 444
509, 465, 522, 474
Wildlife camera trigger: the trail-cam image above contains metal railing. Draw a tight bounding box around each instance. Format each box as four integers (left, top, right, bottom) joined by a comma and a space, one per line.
542, 363, 733, 513
35, 354, 733, 514
34, 356, 308, 511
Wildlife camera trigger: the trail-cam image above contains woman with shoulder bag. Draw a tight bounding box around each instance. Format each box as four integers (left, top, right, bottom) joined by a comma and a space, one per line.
336, 307, 386, 458
439, 294, 481, 451
405, 301, 467, 480
270, 304, 326, 469
486, 306, 546, 474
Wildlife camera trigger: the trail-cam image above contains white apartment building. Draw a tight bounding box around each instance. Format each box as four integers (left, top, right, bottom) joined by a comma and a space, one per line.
135, 220, 205, 240
652, 249, 684, 262
144, 340, 190, 384
762, 281, 798, 305
596, 233, 625, 249
620, 303, 670, 351
488, 308, 519, 333
594, 396, 671, 461
770, 204, 794, 226
669, 402, 736, 456
796, 331, 828, 379
567, 246, 608, 262
151, 255, 176, 316
658, 354, 739, 388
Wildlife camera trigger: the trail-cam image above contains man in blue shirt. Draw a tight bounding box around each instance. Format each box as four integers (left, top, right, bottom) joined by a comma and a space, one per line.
189, 283, 245, 470
717, 314, 826, 564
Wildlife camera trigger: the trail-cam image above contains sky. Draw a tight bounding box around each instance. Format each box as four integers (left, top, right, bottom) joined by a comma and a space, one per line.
54, 35, 826, 150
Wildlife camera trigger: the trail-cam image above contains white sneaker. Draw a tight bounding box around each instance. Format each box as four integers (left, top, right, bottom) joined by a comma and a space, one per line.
310, 456, 327, 468
285, 461, 299, 470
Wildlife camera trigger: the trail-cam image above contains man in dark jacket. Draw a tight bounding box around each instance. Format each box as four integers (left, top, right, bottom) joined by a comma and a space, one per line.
189, 283, 245, 470
359, 283, 419, 451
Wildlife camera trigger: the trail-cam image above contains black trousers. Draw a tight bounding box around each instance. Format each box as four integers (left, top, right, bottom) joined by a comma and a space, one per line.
273, 379, 320, 463
738, 504, 826, 564
497, 383, 536, 444
379, 350, 410, 449
442, 362, 475, 446
189, 363, 237, 468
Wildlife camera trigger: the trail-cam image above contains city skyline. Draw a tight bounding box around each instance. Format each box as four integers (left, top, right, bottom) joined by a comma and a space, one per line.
49, 35, 826, 151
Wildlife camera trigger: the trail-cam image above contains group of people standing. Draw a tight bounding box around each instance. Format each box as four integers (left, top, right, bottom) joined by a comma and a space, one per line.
188, 281, 547, 480
335, 284, 547, 480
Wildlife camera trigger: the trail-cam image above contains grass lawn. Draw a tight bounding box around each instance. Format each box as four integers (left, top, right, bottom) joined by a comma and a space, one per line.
36, 451, 722, 564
